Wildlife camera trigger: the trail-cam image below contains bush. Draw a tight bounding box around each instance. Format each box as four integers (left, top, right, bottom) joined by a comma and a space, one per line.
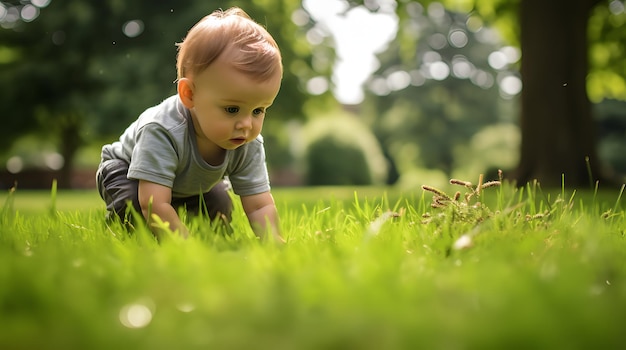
302, 112, 387, 186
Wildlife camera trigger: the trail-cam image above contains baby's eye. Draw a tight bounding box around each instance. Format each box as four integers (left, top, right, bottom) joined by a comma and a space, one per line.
253, 108, 265, 116
225, 106, 239, 114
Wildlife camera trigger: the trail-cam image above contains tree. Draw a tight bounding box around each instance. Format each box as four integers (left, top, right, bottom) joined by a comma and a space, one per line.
516, 0, 609, 187
0, 0, 317, 187
358, 3, 510, 183
0, 0, 125, 187
349, 0, 626, 188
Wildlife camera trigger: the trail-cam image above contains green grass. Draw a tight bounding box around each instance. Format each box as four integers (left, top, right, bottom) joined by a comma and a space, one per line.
1, 182, 625, 349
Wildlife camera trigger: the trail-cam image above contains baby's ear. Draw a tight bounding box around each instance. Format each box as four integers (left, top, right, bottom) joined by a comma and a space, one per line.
177, 78, 194, 108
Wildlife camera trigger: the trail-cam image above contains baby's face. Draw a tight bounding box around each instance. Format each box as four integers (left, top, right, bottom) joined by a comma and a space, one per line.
188, 57, 281, 153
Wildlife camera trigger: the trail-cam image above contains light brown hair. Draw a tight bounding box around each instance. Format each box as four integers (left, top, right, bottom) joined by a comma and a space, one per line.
176, 7, 282, 82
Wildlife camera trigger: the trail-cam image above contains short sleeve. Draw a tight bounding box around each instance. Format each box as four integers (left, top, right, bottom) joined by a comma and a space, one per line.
127, 123, 179, 188
227, 138, 271, 196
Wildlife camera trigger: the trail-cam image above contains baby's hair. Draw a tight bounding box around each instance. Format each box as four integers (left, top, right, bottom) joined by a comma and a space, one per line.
176, 7, 282, 82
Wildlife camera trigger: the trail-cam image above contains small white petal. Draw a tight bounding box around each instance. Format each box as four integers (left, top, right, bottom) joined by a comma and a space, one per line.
453, 234, 473, 250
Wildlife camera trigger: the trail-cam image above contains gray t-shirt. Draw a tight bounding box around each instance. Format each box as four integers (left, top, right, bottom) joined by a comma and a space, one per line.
101, 95, 270, 198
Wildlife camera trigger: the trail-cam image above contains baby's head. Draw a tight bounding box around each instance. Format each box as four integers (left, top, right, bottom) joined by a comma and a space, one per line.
176, 7, 282, 82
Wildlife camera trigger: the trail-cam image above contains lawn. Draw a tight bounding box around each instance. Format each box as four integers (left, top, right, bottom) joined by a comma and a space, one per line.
1, 180, 625, 349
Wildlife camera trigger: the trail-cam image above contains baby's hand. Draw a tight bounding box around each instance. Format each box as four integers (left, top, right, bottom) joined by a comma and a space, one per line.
150, 214, 189, 239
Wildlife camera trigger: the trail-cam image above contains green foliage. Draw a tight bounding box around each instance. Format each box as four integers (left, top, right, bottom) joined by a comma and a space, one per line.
454, 122, 520, 179
306, 135, 372, 185
1, 185, 626, 349
594, 99, 626, 174
588, 2, 626, 102
0, 0, 317, 172
384, 0, 626, 102
355, 2, 516, 181
347, 0, 626, 185
302, 111, 388, 185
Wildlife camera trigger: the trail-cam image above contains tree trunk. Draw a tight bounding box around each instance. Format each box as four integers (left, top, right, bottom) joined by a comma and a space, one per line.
57, 115, 84, 189
514, 0, 607, 188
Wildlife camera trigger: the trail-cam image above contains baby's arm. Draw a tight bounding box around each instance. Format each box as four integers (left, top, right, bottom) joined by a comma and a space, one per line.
138, 180, 188, 238
241, 192, 284, 243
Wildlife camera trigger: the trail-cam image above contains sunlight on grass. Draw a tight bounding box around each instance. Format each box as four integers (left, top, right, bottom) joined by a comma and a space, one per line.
1, 181, 625, 349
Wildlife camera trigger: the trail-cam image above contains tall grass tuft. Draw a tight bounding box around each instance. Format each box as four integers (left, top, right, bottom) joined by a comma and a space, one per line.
49, 178, 58, 217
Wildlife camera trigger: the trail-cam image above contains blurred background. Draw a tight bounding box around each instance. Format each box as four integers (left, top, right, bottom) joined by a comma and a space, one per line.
1, 0, 625, 190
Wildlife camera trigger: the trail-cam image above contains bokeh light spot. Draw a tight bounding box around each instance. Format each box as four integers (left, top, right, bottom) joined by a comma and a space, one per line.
488, 51, 508, 70
406, 2, 424, 18
466, 16, 483, 32
306, 76, 329, 95
52, 30, 65, 45
387, 70, 411, 91
119, 303, 153, 329
176, 303, 196, 313
291, 8, 310, 26
305, 27, 325, 45
31, 0, 51, 8
428, 33, 447, 50
501, 46, 521, 64
44, 152, 64, 170
499, 75, 523, 97
609, 0, 625, 14
475, 27, 500, 44
123, 20, 144, 38
452, 57, 473, 79
21, 4, 39, 22
0, 5, 7, 21
448, 30, 468, 48
429, 61, 450, 81
422, 51, 442, 63
427, 2, 445, 19
6, 156, 23, 174
369, 76, 391, 96
2, 7, 20, 27
471, 70, 494, 89
409, 70, 426, 86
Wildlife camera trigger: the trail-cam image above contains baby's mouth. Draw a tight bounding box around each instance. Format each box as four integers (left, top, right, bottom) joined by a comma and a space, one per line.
230, 137, 246, 145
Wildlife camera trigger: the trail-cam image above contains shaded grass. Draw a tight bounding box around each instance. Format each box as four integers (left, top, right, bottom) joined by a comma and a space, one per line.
0, 186, 397, 214
0, 183, 625, 349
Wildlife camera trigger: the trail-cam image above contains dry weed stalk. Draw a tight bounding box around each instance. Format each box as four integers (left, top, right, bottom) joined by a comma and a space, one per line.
421, 171, 503, 225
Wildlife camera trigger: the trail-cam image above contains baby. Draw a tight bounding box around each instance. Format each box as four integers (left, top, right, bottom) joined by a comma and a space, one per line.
96, 7, 284, 242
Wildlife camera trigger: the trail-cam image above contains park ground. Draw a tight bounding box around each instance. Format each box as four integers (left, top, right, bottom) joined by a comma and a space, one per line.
1, 183, 625, 349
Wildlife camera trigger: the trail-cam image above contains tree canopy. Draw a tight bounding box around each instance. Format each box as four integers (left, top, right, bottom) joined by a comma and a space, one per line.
0, 0, 324, 186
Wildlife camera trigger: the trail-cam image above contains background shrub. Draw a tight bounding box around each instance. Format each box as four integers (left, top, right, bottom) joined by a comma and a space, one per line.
302, 112, 388, 186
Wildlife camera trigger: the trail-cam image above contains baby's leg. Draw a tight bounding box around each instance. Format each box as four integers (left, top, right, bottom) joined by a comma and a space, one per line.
172, 181, 233, 223
96, 159, 141, 222
202, 181, 233, 223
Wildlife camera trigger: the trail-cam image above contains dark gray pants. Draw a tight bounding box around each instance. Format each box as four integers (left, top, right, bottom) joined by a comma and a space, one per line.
96, 158, 233, 224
